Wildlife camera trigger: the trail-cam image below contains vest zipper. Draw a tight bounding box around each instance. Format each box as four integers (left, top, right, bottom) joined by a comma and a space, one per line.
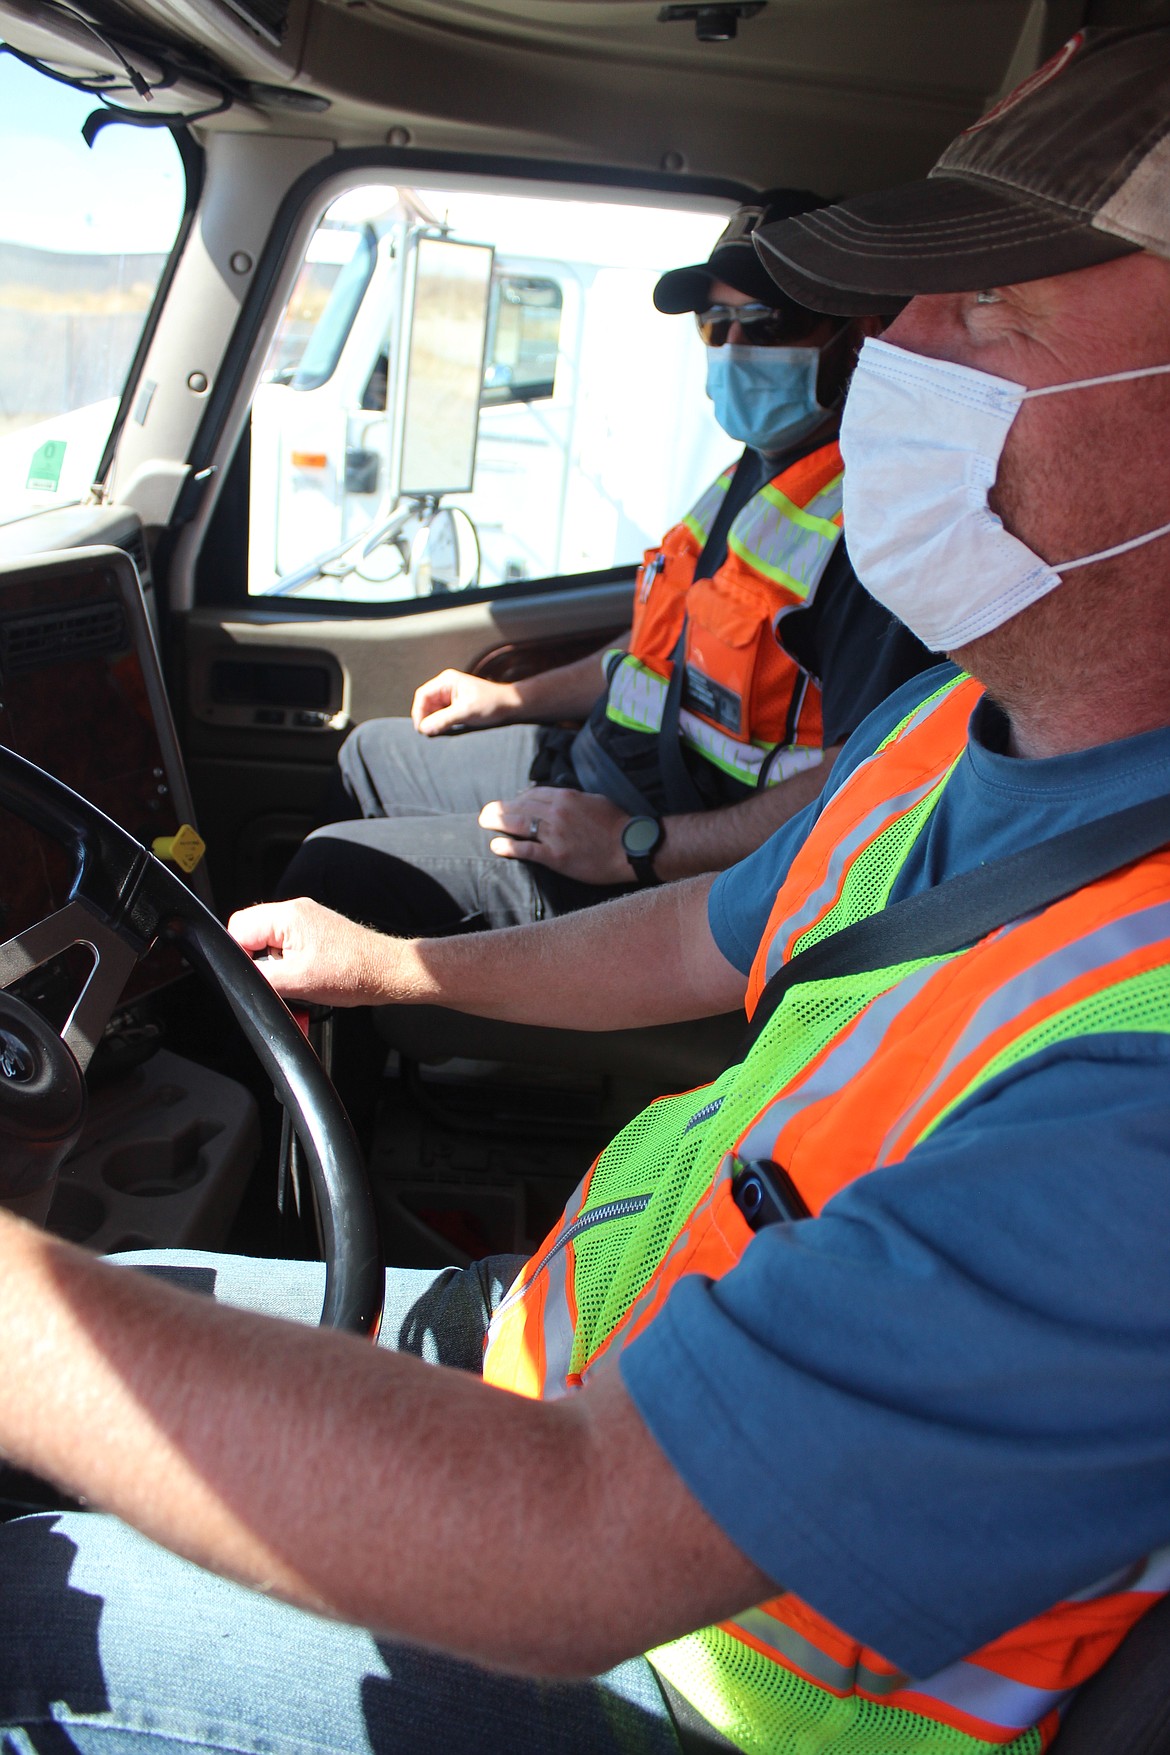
528, 1194, 652, 1284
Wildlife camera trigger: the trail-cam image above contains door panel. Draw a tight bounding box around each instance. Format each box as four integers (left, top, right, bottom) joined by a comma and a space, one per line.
178, 573, 633, 912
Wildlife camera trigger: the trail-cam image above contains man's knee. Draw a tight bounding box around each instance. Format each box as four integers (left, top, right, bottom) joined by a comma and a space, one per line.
275, 826, 347, 905
337, 716, 418, 813
336, 717, 374, 785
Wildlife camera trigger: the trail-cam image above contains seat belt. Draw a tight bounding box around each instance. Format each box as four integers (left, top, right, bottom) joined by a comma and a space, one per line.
742, 788, 1170, 1055
654, 448, 768, 815
570, 448, 766, 819
569, 712, 664, 819
653, 623, 706, 813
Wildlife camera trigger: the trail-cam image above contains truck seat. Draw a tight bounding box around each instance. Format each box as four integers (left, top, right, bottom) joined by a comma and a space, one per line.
374, 1005, 745, 1090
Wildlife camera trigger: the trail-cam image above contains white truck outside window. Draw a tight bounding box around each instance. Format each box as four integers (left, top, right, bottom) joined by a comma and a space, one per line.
247, 183, 731, 601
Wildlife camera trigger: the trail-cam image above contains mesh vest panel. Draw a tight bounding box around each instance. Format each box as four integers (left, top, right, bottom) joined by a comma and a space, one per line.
651, 1629, 1045, 1755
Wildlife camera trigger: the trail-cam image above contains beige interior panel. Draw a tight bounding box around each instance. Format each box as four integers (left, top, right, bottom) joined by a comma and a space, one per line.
182, 576, 633, 735
179, 578, 633, 910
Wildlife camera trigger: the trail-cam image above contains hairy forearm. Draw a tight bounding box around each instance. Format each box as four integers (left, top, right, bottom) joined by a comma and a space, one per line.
368, 875, 745, 1028
655, 747, 837, 882
0, 1217, 766, 1673
510, 635, 627, 724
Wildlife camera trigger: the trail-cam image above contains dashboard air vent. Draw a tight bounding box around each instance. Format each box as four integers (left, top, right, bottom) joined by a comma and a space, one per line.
0, 602, 129, 674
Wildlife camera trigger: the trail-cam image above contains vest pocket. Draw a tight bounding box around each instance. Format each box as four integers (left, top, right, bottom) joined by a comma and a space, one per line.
683, 572, 778, 742
630, 537, 697, 669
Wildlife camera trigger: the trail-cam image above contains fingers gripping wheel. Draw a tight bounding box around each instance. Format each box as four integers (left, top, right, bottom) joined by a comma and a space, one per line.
0, 744, 383, 1338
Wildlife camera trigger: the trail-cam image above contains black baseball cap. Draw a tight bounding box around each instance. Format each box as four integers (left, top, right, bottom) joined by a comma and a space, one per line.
653, 188, 831, 314
753, 26, 1170, 315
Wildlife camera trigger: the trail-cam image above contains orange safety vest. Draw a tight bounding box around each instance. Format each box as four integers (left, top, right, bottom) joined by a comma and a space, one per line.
598, 442, 845, 792
485, 672, 1170, 1753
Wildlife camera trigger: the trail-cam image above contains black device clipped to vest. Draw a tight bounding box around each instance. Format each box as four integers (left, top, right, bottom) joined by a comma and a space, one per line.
732, 1155, 811, 1229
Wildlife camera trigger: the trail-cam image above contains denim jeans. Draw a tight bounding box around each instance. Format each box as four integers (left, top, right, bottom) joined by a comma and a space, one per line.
0, 1254, 682, 1755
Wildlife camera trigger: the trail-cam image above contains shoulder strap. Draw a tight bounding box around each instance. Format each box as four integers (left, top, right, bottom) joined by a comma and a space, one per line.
655, 448, 769, 815
691, 445, 762, 581
570, 451, 766, 819
568, 714, 661, 818
742, 790, 1170, 1054
654, 621, 706, 813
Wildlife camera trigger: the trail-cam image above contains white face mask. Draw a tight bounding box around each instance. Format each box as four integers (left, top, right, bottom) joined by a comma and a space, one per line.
840, 336, 1170, 652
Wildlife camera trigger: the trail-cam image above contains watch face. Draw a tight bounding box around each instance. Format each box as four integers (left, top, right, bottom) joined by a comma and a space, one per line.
623, 815, 662, 857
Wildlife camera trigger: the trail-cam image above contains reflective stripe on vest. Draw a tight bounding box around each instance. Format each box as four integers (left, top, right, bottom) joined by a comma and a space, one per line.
681, 467, 735, 551
484, 671, 1170, 1752
602, 654, 825, 788
726, 468, 844, 598
750, 672, 977, 996
607, 444, 841, 776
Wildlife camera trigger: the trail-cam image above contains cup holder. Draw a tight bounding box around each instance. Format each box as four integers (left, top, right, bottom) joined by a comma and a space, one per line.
102, 1122, 224, 1197
46, 1182, 108, 1242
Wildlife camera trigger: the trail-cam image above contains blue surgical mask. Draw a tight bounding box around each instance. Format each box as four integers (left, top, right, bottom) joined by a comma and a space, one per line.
704, 343, 826, 453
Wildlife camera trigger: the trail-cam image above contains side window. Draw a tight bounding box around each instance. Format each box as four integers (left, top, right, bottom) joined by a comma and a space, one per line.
482, 276, 562, 407
0, 58, 187, 528
246, 184, 729, 603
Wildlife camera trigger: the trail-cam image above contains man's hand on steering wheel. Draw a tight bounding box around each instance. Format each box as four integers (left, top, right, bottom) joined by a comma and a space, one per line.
229, 899, 395, 1009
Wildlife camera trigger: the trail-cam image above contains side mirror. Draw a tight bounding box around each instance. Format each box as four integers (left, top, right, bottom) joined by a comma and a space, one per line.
410, 505, 481, 595
393, 234, 494, 501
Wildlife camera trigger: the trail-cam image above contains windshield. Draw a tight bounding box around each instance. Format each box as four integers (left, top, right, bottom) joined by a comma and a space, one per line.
0, 55, 187, 527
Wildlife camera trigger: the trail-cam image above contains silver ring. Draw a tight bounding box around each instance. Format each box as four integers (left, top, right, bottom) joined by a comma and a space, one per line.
528, 816, 542, 841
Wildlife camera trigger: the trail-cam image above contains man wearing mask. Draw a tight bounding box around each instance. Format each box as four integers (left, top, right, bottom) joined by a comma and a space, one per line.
278, 191, 931, 938
4, 25, 1170, 1755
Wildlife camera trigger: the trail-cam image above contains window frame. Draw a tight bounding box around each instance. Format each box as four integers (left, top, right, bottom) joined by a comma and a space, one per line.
189, 146, 749, 621
88, 120, 204, 501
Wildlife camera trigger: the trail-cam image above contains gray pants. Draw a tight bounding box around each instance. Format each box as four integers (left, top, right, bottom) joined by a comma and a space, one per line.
278, 718, 632, 938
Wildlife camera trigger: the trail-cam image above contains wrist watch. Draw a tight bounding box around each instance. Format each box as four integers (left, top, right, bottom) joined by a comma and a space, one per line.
621, 814, 665, 886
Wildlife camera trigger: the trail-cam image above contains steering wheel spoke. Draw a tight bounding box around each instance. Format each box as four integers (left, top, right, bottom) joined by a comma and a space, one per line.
0, 898, 140, 1072
0, 742, 383, 1335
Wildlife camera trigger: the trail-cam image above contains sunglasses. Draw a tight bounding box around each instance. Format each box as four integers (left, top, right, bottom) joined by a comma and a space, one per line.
695, 302, 824, 348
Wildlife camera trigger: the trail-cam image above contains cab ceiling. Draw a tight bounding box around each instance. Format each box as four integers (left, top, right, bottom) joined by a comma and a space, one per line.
28, 0, 1169, 188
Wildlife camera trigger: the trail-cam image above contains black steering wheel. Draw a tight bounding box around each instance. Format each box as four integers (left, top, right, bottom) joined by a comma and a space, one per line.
0, 743, 383, 1338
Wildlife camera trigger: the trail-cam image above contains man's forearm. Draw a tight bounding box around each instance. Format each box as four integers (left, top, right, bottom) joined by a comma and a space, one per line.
233, 873, 747, 1024
655, 746, 837, 882
0, 1215, 768, 1674
510, 634, 628, 724
365, 875, 742, 1026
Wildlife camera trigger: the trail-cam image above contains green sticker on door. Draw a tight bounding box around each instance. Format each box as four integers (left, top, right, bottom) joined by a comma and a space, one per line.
27, 439, 66, 493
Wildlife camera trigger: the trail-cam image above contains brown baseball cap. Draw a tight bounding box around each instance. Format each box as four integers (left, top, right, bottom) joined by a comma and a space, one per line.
753, 25, 1170, 315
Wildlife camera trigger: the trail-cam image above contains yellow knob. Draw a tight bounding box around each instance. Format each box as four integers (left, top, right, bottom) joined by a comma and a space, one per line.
152, 823, 206, 874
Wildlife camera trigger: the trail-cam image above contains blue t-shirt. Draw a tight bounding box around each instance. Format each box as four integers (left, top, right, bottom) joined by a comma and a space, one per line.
621, 664, 1170, 1678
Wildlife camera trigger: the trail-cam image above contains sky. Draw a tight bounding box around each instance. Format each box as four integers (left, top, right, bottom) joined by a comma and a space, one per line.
0, 54, 186, 253
314, 185, 726, 280
0, 49, 726, 268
